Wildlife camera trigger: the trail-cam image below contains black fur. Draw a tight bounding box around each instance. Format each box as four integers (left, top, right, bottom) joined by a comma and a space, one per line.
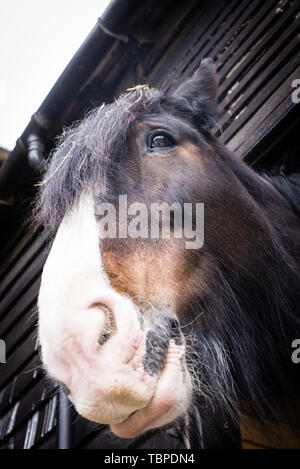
264, 173, 300, 219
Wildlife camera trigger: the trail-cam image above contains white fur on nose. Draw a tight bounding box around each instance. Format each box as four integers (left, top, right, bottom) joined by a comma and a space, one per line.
38, 192, 111, 381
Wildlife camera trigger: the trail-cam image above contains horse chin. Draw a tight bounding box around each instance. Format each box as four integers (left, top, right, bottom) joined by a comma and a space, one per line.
68, 338, 192, 438
110, 342, 192, 438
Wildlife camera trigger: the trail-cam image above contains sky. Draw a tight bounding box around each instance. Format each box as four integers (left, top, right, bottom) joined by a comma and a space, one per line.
0, 0, 111, 150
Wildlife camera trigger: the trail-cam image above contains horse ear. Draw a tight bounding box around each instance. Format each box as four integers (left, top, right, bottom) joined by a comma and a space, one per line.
171, 58, 218, 129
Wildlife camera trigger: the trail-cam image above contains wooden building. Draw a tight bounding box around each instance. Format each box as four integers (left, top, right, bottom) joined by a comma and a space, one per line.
0, 0, 299, 449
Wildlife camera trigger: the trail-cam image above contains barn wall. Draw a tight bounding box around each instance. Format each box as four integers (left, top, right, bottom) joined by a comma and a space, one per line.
0, 0, 299, 449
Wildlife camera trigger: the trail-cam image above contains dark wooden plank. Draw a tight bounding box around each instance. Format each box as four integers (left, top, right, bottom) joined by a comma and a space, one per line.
0, 253, 45, 322
218, 24, 300, 129
0, 393, 57, 449
32, 431, 56, 449
0, 330, 38, 390
0, 377, 56, 444
222, 53, 300, 144
0, 277, 40, 337
140, 0, 199, 77
150, 0, 231, 88
5, 306, 37, 355
0, 231, 49, 299
235, 93, 298, 159
244, 99, 300, 167
0, 228, 42, 280
226, 65, 300, 152
177, 0, 244, 76
0, 226, 27, 271
218, 0, 300, 99
0, 354, 43, 418
24, 394, 57, 447
182, 0, 267, 80
157, 0, 241, 92
216, 0, 277, 71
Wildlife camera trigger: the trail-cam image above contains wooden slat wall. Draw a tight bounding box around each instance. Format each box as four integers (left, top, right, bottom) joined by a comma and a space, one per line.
148, 0, 299, 160
0, 0, 299, 449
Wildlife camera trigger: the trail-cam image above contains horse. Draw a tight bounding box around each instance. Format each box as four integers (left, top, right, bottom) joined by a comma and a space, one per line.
34, 58, 300, 448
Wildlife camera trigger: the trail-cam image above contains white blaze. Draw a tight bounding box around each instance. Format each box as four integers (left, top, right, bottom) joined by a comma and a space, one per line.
38, 192, 110, 381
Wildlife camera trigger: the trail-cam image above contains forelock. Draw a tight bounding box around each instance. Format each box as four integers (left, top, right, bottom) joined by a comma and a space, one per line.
34, 87, 162, 232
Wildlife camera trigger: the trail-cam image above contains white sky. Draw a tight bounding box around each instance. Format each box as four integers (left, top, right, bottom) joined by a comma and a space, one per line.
0, 0, 111, 150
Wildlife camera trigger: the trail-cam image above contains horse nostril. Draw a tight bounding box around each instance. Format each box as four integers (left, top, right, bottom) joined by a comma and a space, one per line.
99, 331, 110, 346
96, 304, 115, 347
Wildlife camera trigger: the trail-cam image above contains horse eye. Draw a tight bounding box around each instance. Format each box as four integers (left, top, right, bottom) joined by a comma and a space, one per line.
148, 132, 175, 149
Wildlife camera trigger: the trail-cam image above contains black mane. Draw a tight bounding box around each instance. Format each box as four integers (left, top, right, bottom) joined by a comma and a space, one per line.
34, 88, 163, 232
265, 173, 300, 219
